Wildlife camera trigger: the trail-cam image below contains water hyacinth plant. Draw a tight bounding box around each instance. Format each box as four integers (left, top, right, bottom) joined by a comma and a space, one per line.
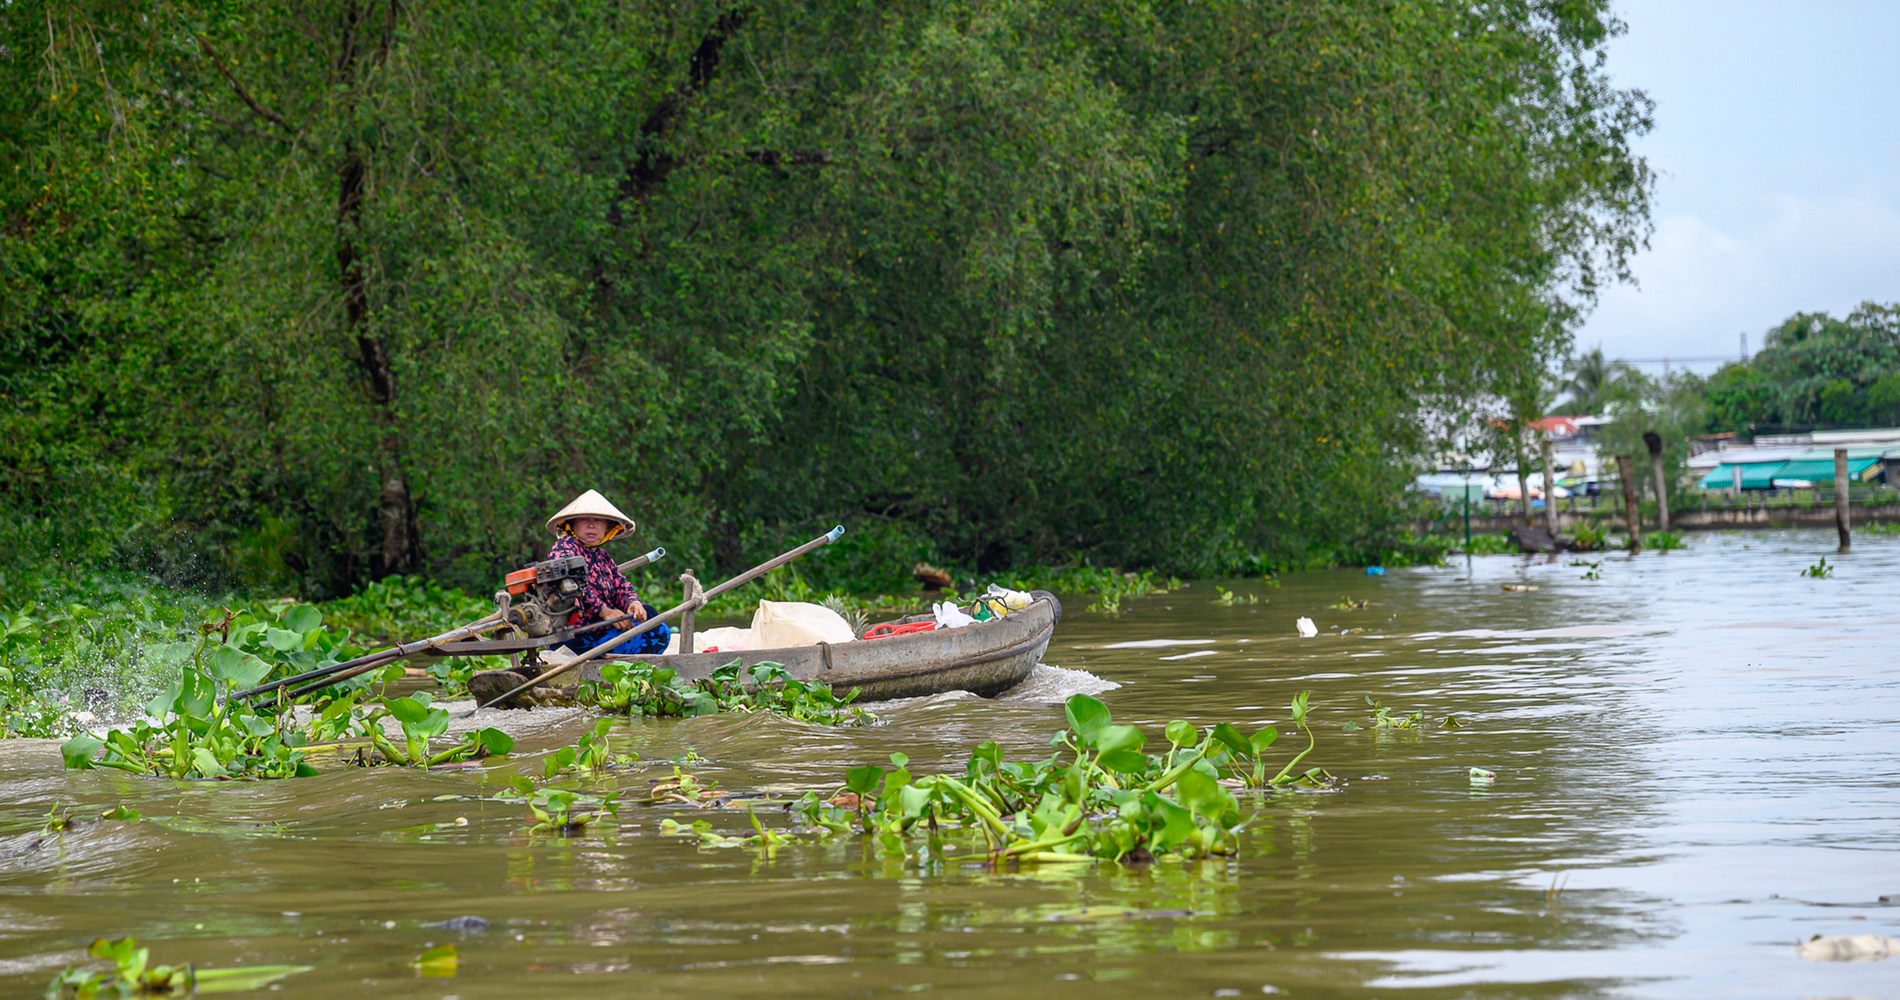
581, 659, 868, 725
43, 936, 309, 998
61, 669, 514, 778
771, 693, 1331, 865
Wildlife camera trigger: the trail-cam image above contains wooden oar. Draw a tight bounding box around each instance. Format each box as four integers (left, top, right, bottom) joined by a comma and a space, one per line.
243, 545, 670, 703
459, 526, 844, 716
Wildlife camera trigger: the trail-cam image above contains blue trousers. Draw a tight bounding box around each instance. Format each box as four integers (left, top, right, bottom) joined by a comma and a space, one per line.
565, 604, 671, 656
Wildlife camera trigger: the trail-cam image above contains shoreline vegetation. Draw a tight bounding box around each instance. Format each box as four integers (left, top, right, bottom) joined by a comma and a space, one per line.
2, 529, 1486, 742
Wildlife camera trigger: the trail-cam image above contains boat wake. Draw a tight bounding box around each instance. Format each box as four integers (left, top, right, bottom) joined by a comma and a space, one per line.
997, 662, 1119, 702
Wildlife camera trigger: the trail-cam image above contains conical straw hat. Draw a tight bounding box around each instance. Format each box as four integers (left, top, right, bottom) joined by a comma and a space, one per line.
546, 489, 635, 534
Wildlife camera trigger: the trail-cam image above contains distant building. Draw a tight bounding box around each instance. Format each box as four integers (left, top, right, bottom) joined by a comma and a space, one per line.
1690, 427, 1900, 490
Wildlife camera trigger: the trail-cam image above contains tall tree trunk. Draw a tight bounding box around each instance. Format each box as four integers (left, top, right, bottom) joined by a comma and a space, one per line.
335, 0, 418, 576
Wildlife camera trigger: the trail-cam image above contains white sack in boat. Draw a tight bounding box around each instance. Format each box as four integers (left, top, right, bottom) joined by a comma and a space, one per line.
692, 625, 761, 653
752, 600, 856, 648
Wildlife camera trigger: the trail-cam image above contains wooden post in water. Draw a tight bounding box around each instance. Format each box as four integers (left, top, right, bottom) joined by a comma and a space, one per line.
1644, 431, 1670, 533
1616, 454, 1643, 553
1835, 448, 1852, 553
678, 569, 701, 655
1540, 435, 1558, 538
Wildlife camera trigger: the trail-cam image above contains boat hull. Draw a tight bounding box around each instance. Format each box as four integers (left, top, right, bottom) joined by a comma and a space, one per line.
582, 592, 1061, 701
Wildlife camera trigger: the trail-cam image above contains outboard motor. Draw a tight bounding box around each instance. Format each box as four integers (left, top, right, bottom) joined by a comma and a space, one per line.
500, 555, 588, 636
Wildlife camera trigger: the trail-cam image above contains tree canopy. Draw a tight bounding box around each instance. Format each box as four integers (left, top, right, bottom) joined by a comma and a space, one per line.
2, 0, 1653, 592
1700, 304, 1900, 436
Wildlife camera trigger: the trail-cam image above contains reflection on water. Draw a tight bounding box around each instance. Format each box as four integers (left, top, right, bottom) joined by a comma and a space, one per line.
3, 529, 1899, 997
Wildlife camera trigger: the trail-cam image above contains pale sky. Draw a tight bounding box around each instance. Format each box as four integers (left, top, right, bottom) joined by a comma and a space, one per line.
1574, 1, 1900, 376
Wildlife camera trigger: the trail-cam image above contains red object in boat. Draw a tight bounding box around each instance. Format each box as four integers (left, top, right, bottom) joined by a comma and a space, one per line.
862, 621, 938, 640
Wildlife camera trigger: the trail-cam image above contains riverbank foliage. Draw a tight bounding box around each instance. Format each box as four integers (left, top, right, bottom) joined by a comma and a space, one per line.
4, 0, 1651, 596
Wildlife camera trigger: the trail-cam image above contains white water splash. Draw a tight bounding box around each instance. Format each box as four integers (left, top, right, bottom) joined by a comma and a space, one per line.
997, 662, 1119, 702
1100, 638, 1215, 649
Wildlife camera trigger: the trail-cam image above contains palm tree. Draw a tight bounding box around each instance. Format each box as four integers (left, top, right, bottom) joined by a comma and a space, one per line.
1555, 346, 1629, 415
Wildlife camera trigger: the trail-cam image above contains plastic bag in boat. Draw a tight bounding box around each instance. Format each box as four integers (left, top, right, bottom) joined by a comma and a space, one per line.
752, 600, 857, 648
932, 601, 977, 629
691, 626, 759, 654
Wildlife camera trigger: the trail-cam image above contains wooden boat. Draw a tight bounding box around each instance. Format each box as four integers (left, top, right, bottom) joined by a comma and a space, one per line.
582, 590, 1062, 701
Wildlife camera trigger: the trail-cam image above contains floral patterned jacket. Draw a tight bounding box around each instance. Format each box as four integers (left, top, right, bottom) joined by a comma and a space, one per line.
548, 533, 641, 626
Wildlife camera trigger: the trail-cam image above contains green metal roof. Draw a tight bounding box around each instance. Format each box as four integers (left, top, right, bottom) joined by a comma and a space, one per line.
1768, 457, 1880, 483
1699, 463, 1785, 489
1699, 457, 1880, 489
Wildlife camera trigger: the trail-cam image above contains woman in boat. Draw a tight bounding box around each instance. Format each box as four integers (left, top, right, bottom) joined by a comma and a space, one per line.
546, 489, 670, 656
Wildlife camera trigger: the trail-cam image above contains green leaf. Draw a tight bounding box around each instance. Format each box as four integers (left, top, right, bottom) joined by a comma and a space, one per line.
414, 708, 450, 739
1210, 722, 1250, 756
60, 734, 103, 769
284, 605, 322, 632
191, 964, 313, 993
1164, 720, 1197, 749
844, 765, 883, 795
1095, 723, 1148, 773
1146, 794, 1198, 850
190, 747, 227, 778
1249, 726, 1280, 754
1175, 763, 1237, 820
412, 943, 458, 977
1064, 694, 1111, 744
384, 696, 430, 724
209, 646, 271, 688
264, 627, 303, 652
474, 727, 514, 756
177, 667, 215, 719
896, 783, 932, 819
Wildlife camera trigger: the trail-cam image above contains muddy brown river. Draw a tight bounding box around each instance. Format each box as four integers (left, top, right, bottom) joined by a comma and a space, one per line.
4, 529, 1898, 997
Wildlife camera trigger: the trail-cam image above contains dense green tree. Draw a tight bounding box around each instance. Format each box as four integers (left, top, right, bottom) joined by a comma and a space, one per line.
2, 0, 1654, 590
1702, 303, 1900, 435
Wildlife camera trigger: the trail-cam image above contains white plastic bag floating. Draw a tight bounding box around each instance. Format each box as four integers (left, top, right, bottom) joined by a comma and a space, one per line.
1296, 617, 1318, 638
692, 626, 759, 653
932, 601, 977, 629
752, 600, 856, 648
